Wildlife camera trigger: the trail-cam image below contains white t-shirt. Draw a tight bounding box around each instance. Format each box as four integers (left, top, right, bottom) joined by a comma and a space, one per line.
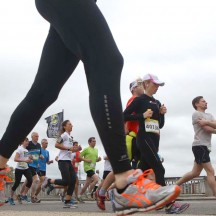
71, 152, 76, 160
103, 155, 112, 172
16, 145, 29, 170
192, 111, 214, 147
58, 132, 73, 161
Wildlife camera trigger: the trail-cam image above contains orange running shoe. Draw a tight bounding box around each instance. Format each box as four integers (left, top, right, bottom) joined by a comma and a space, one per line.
109, 169, 181, 216
95, 190, 106, 210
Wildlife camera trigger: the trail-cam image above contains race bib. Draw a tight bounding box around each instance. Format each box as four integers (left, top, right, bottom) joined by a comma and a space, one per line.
18, 162, 28, 169
145, 119, 159, 134
32, 154, 39, 161
75, 162, 79, 168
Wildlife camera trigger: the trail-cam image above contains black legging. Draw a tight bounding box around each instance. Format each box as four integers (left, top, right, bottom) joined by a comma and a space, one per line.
0, 0, 131, 174
137, 134, 166, 186
12, 168, 33, 191
54, 160, 76, 196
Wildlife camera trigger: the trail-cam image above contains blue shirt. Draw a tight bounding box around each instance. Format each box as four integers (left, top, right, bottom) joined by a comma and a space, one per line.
38, 148, 50, 171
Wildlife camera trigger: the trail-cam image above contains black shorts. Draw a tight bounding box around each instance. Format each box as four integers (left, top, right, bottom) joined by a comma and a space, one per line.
192, 146, 210, 164
37, 170, 46, 177
29, 166, 38, 177
103, 170, 111, 180
86, 170, 95, 178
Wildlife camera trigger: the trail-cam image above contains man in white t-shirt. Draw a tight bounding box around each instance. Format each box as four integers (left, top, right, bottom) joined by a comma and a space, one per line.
176, 96, 216, 196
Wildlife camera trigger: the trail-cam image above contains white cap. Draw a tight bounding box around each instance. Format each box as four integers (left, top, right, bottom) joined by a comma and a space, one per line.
129, 81, 138, 92
142, 74, 165, 86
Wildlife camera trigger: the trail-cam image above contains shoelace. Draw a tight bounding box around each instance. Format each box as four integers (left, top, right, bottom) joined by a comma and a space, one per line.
121, 169, 160, 207
132, 169, 160, 194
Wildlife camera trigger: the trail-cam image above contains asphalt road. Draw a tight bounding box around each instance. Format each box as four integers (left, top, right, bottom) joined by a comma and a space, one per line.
0, 200, 215, 216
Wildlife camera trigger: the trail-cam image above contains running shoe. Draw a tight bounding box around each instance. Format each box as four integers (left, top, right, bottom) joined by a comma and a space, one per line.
42, 177, 50, 191
8, 197, 15, 205
86, 192, 94, 200
34, 197, 41, 203
77, 195, 85, 203
165, 202, 190, 214
95, 190, 106, 210
21, 195, 31, 203
59, 193, 64, 202
17, 194, 22, 204
109, 169, 181, 216
70, 198, 78, 204
47, 185, 55, 195
63, 201, 78, 209
31, 197, 37, 203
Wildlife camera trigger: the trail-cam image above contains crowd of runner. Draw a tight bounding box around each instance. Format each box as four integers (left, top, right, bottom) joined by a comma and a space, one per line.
1, 74, 215, 215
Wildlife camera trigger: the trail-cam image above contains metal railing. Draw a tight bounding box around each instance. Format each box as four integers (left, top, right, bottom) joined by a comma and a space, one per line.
3, 176, 212, 198
165, 177, 206, 195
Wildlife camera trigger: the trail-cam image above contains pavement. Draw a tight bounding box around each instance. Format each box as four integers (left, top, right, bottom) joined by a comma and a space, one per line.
0, 196, 216, 216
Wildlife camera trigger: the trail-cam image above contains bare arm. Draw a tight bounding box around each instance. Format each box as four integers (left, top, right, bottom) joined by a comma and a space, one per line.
14, 152, 32, 163
55, 142, 81, 152
198, 119, 216, 129
202, 125, 216, 134
78, 155, 92, 163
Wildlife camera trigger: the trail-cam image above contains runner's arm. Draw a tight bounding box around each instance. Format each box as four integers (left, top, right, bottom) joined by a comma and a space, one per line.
124, 98, 143, 121
202, 125, 216, 134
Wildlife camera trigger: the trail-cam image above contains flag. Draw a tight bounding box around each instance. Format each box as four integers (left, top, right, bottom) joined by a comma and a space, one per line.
45, 111, 64, 138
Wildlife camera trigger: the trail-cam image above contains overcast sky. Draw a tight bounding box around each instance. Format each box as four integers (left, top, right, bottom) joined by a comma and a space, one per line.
1, 0, 216, 179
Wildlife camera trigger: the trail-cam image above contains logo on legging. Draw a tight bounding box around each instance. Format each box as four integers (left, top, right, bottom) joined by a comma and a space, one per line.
104, 95, 112, 129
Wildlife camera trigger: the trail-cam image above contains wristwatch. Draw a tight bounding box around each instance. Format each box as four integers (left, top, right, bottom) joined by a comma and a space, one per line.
67, 148, 70, 151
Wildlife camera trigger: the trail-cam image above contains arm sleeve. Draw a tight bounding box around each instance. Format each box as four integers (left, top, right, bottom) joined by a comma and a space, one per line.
192, 112, 202, 125
157, 101, 165, 128
80, 148, 87, 158
47, 151, 50, 162
16, 148, 21, 155
57, 134, 65, 144
123, 98, 144, 121
210, 113, 215, 121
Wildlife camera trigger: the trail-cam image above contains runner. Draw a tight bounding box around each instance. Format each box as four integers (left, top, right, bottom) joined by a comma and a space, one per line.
46, 141, 81, 201
125, 78, 144, 169
20, 132, 43, 203
8, 138, 33, 205
176, 96, 216, 196
0, 1, 181, 214
78, 137, 101, 202
123, 74, 189, 214
71, 141, 82, 202
42, 120, 80, 208
35, 139, 53, 198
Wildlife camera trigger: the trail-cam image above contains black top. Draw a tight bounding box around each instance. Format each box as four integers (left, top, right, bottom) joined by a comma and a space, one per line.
27, 141, 41, 152
123, 94, 165, 134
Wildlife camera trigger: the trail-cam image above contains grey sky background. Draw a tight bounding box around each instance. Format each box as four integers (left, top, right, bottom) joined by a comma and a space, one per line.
1, 0, 216, 179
